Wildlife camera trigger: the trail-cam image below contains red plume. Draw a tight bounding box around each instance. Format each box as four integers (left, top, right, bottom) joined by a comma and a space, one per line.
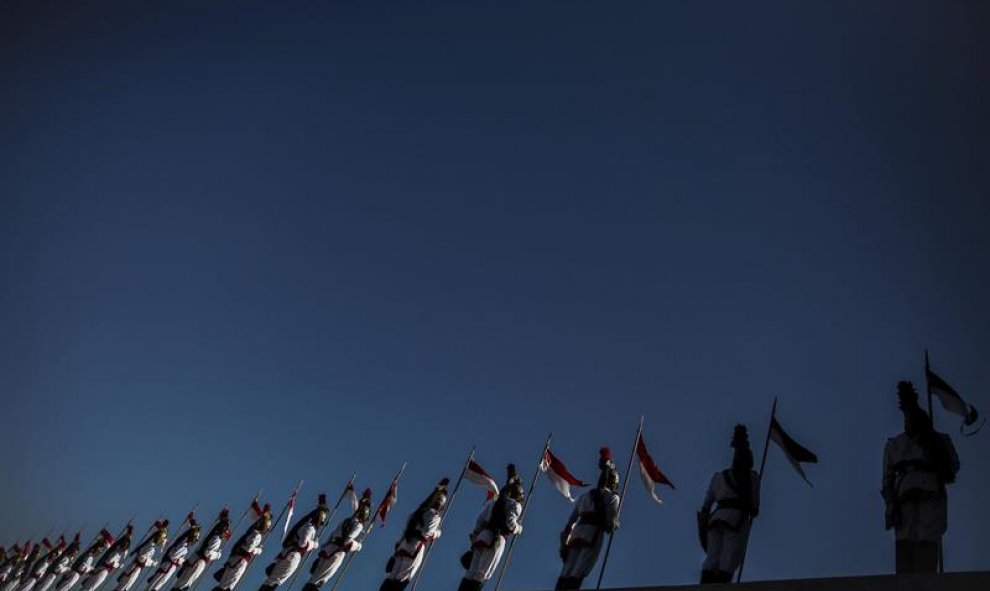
361, 488, 373, 500
439, 478, 450, 487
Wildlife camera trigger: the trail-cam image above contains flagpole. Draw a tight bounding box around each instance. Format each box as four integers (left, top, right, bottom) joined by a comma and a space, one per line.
595, 416, 643, 589
330, 463, 408, 591
493, 432, 552, 591
410, 447, 475, 591
923, 350, 946, 573
736, 397, 776, 583
285, 474, 357, 591
229, 482, 304, 591
188, 492, 263, 591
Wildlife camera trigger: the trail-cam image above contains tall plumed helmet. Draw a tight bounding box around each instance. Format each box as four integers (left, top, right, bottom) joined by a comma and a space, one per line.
897, 381, 919, 411
187, 523, 202, 542
422, 478, 450, 510
355, 488, 374, 522
501, 464, 524, 501
598, 447, 619, 490
314, 493, 330, 525
255, 503, 273, 532
731, 425, 750, 450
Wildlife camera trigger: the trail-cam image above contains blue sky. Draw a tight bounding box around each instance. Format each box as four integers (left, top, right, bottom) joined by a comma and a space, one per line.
2, 1, 988, 588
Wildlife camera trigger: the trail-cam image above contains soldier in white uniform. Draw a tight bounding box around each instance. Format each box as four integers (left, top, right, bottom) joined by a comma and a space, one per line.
116, 524, 169, 591
458, 465, 524, 591
556, 448, 620, 590
301, 490, 374, 591
55, 532, 113, 591
146, 523, 200, 591
80, 527, 133, 591
379, 479, 448, 591
171, 511, 230, 591
211, 505, 272, 591
36, 535, 81, 591
4, 544, 40, 591
258, 496, 328, 591
19, 538, 67, 591
697, 425, 760, 585
883, 381, 960, 574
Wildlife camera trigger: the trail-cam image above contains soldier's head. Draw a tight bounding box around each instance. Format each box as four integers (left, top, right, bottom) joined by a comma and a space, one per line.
313, 494, 330, 527
731, 424, 754, 471
152, 528, 168, 546
897, 381, 932, 435
597, 447, 619, 492
421, 478, 449, 512
255, 504, 273, 533
354, 489, 374, 524
501, 464, 525, 503
187, 525, 201, 544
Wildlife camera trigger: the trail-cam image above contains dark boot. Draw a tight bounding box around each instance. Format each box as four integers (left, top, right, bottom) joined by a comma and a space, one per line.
302, 584, 320, 591
896, 539, 915, 574
916, 541, 939, 573
259, 585, 276, 591
554, 577, 580, 590
457, 579, 483, 591
699, 570, 717, 584
715, 571, 733, 583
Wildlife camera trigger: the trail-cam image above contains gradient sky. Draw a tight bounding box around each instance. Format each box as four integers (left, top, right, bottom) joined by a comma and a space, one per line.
2, 1, 989, 589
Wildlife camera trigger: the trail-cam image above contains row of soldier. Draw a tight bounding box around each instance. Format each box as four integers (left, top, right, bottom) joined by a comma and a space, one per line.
0, 378, 973, 589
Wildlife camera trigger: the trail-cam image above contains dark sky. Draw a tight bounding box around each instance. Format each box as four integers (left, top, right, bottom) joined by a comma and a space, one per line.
2, 0, 988, 588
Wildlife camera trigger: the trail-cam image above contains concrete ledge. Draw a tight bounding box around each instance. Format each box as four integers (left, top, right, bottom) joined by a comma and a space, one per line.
606, 571, 990, 591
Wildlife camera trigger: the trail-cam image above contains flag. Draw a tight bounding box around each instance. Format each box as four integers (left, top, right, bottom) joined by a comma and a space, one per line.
282, 490, 298, 543
769, 416, 818, 486
464, 460, 500, 501
250, 499, 265, 520
344, 482, 359, 512
927, 366, 980, 428
636, 435, 675, 504
540, 449, 587, 502
377, 480, 398, 525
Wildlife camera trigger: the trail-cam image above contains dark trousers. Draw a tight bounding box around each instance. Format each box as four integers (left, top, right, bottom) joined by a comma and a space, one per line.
895, 540, 939, 574
379, 579, 408, 591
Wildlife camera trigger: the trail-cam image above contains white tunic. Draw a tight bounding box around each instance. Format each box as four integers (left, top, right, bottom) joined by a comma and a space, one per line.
559, 489, 619, 581
144, 539, 190, 591
214, 531, 263, 591
464, 499, 522, 583
36, 553, 73, 591
882, 431, 959, 541
115, 540, 159, 591
262, 523, 318, 587
385, 509, 441, 583
56, 552, 98, 591
307, 519, 364, 588
699, 469, 760, 574
173, 534, 223, 591
80, 547, 128, 591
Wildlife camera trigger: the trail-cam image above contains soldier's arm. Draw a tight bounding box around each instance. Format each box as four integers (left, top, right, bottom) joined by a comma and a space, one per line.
881, 441, 895, 502
699, 474, 716, 514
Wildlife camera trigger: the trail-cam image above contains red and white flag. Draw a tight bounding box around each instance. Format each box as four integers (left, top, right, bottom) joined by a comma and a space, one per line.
636, 435, 675, 504
250, 499, 265, 520
927, 364, 981, 433
464, 460, 500, 501
540, 449, 587, 502
281, 490, 298, 543
376, 480, 398, 525
344, 482, 359, 512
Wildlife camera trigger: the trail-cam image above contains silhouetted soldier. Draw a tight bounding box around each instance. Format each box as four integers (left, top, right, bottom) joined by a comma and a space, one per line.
883, 381, 959, 573
457, 465, 524, 591
697, 425, 760, 584
555, 448, 620, 591
379, 479, 447, 591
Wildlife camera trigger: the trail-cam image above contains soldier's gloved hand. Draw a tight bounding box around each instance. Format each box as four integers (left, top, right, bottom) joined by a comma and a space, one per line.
432, 530, 441, 541
351, 542, 362, 553
515, 525, 523, 535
